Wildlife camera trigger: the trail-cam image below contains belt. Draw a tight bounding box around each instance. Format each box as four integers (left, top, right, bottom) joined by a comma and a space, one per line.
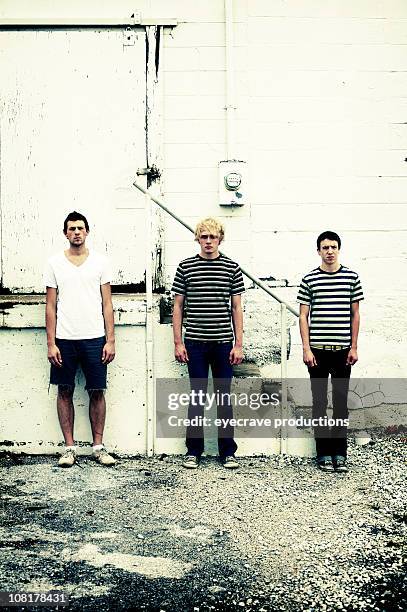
312, 345, 347, 351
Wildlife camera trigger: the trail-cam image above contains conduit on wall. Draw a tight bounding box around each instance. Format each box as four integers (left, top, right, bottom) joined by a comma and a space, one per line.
225, 0, 236, 160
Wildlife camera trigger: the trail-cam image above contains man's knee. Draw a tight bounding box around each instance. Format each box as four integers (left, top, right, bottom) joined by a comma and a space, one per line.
57, 384, 74, 400
87, 388, 105, 401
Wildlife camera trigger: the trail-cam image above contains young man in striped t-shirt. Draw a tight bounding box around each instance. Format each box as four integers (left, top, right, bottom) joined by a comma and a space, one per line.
297, 231, 364, 473
172, 217, 245, 469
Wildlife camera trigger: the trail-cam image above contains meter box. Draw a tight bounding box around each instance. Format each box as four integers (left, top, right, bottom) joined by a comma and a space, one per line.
218, 160, 247, 207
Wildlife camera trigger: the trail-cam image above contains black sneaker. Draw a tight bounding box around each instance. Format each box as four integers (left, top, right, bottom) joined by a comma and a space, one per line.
182, 454, 199, 469
333, 455, 348, 473
316, 456, 334, 472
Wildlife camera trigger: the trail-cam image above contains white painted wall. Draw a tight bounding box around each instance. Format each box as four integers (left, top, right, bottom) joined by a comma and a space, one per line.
0, 297, 149, 455
159, 0, 407, 378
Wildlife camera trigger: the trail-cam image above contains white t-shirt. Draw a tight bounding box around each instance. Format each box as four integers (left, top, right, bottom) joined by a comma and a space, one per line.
44, 250, 112, 340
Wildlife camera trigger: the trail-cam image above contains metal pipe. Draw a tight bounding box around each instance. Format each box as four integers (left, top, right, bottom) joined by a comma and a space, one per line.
133, 180, 299, 317
225, 0, 235, 159
280, 303, 288, 454
145, 193, 155, 457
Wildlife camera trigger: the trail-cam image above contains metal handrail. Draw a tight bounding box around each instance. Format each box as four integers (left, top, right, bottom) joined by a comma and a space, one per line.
133, 181, 299, 317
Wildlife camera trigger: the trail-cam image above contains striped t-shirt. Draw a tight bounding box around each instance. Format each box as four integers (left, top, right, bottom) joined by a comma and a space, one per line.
297, 265, 364, 348
172, 254, 245, 342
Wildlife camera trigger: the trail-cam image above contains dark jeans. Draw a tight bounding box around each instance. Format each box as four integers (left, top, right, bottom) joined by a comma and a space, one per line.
308, 348, 351, 459
184, 339, 238, 459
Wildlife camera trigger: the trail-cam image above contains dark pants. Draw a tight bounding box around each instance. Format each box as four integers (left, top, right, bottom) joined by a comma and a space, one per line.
308, 348, 351, 459
50, 337, 107, 390
184, 339, 238, 459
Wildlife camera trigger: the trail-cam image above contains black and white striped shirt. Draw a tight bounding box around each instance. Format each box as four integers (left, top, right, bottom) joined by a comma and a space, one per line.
297, 265, 364, 348
172, 254, 245, 342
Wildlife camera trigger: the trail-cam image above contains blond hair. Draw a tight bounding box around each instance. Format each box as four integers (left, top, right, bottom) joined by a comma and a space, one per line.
194, 217, 225, 243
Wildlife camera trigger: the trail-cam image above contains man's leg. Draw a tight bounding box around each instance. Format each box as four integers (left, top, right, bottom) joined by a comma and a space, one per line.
88, 390, 115, 465
79, 337, 108, 443
88, 390, 106, 446
50, 339, 78, 466
57, 385, 75, 446
56, 385, 77, 467
308, 349, 331, 460
211, 342, 237, 459
185, 340, 209, 459
80, 337, 115, 465
331, 350, 352, 459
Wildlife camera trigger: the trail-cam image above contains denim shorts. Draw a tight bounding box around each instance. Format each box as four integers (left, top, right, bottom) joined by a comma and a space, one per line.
50, 337, 107, 390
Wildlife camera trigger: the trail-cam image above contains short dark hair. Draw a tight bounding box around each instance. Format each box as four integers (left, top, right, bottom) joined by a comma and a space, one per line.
317, 231, 341, 250
63, 211, 89, 233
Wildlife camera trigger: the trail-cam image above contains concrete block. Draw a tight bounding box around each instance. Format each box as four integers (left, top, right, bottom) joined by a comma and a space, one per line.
0, 326, 147, 456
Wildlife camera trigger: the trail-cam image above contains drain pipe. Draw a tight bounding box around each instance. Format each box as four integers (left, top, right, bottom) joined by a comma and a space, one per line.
145, 192, 155, 457
280, 304, 288, 455
225, 0, 235, 159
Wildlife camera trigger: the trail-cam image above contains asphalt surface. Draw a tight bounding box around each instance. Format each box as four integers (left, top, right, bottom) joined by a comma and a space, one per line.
0, 437, 406, 612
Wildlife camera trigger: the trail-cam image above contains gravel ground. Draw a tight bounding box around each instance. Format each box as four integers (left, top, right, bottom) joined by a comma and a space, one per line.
0, 437, 406, 612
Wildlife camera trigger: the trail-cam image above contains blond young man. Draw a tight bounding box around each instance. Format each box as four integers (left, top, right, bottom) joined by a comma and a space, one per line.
172, 218, 244, 469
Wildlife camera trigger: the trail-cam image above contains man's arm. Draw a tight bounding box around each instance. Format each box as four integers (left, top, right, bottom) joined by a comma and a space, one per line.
299, 304, 317, 367
173, 294, 188, 362
230, 294, 244, 365
45, 287, 62, 367
347, 301, 360, 365
101, 283, 115, 364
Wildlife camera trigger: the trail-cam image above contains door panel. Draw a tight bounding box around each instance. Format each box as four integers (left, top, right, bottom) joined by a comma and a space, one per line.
0, 28, 146, 292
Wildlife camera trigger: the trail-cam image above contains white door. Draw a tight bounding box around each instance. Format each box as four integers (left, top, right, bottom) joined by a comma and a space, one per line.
0, 28, 147, 292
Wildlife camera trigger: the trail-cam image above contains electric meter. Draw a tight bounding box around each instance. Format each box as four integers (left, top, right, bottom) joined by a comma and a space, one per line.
219, 160, 247, 206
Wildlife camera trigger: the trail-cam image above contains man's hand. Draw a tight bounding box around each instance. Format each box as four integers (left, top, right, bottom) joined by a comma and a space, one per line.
230, 345, 244, 365
48, 344, 62, 367
346, 347, 358, 366
303, 348, 317, 367
175, 342, 189, 363
102, 340, 116, 364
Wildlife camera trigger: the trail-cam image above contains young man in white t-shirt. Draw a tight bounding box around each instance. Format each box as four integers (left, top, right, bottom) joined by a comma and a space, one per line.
44, 211, 116, 467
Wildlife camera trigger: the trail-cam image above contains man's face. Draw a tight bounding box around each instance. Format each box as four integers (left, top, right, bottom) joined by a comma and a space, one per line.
65, 220, 88, 246
318, 239, 340, 266
198, 228, 221, 255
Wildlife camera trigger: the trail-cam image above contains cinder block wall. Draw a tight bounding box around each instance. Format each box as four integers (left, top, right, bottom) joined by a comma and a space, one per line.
161, 0, 407, 374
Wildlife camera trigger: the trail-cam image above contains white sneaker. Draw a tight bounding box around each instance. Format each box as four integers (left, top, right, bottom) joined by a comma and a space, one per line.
58, 447, 76, 468
92, 446, 116, 466
182, 454, 200, 469
222, 455, 239, 469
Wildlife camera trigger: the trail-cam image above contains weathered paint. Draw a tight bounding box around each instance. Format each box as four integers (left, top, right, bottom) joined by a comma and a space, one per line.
0, 294, 149, 328
145, 25, 165, 290
0, 27, 147, 292
0, 324, 147, 455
